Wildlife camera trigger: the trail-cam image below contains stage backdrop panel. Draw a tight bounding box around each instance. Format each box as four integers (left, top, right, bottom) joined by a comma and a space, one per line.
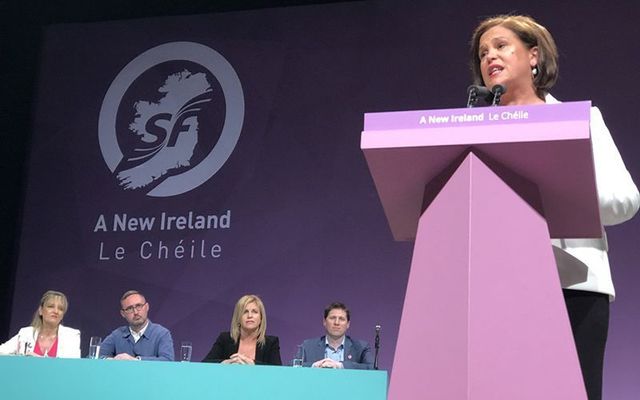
10, 2, 640, 398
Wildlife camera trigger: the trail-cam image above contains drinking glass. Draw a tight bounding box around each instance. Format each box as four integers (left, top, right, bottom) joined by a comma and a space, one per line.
181, 341, 193, 362
89, 336, 102, 359
292, 345, 304, 367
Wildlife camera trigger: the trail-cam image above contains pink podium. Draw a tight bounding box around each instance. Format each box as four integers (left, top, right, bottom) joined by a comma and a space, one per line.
361, 102, 598, 400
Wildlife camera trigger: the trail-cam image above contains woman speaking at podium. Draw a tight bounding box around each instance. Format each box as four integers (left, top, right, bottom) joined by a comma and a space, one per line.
468, 15, 639, 400
0, 290, 81, 358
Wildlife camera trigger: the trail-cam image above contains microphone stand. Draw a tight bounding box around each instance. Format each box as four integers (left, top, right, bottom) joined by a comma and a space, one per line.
374, 325, 380, 370
466, 86, 479, 108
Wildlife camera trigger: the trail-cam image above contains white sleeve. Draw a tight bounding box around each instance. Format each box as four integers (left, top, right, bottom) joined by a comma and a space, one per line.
70, 329, 81, 358
0, 332, 20, 355
590, 107, 640, 225
60, 326, 82, 358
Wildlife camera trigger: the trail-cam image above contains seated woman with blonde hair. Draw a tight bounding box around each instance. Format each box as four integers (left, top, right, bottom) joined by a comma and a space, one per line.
202, 294, 281, 365
0, 290, 81, 358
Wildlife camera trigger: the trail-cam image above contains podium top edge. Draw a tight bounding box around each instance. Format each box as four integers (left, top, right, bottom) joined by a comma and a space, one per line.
363, 101, 591, 131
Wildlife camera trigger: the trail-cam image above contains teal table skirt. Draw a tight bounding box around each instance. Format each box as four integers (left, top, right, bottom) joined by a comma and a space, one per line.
0, 357, 387, 399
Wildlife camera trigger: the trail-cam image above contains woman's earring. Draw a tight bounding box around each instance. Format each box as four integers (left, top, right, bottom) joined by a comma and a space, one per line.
532, 66, 539, 77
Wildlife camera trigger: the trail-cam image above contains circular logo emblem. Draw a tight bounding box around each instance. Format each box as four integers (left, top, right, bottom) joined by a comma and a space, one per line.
98, 42, 244, 197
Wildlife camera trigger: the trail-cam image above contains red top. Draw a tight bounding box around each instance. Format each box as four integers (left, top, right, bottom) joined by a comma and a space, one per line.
34, 337, 59, 357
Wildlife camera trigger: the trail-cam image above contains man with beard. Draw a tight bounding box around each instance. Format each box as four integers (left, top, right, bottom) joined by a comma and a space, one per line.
100, 290, 174, 361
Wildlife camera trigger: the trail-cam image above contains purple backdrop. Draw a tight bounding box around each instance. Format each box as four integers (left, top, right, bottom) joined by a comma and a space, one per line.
10, 1, 639, 398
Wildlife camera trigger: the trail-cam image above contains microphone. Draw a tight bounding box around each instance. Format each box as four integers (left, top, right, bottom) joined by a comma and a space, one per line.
491, 84, 507, 106
466, 85, 492, 108
374, 324, 381, 370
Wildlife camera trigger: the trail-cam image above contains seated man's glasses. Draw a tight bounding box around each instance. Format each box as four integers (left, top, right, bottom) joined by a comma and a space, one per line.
122, 303, 146, 314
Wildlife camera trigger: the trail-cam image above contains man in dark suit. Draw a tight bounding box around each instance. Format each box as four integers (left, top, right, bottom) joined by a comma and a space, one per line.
301, 302, 373, 369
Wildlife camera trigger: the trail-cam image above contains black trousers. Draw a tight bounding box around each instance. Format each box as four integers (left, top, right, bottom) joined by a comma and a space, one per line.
563, 289, 610, 400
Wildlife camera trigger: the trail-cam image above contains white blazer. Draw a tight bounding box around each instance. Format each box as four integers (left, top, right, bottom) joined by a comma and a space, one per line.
0, 325, 81, 358
547, 95, 639, 299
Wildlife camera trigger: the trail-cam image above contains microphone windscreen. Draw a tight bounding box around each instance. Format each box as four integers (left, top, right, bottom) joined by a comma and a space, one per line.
491, 84, 507, 95
467, 85, 491, 97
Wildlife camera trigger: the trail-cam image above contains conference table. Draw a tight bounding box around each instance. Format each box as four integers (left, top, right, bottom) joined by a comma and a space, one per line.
0, 356, 387, 399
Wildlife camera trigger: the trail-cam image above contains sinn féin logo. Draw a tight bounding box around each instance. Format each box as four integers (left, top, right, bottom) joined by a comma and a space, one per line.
98, 42, 244, 197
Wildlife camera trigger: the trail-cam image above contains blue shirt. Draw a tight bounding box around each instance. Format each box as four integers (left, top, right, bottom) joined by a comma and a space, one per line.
324, 336, 345, 363
100, 320, 175, 361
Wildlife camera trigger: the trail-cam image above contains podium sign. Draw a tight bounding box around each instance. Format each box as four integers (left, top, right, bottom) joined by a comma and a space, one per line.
362, 102, 596, 400
362, 101, 600, 240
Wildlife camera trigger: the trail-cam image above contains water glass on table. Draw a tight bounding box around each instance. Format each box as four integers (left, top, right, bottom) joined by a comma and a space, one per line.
292, 345, 304, 367
89, 336, 102, 359
181, 341, 192, 362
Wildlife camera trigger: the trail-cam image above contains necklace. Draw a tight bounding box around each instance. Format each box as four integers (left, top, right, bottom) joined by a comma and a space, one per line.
39, 332, 57, 340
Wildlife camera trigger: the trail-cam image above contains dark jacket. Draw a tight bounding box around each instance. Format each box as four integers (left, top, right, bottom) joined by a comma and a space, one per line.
202, 331, 282, 365
301, 335, 373, 369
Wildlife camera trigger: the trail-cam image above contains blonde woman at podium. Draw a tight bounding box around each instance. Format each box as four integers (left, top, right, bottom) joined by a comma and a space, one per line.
0, 290, 81, 358
469, 15, 639, 400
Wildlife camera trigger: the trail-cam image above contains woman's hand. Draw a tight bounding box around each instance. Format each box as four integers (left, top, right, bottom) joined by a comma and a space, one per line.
224, 353, 255, 365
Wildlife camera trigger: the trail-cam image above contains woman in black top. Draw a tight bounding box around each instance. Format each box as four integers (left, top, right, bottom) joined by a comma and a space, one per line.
202, 294, 281, 365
